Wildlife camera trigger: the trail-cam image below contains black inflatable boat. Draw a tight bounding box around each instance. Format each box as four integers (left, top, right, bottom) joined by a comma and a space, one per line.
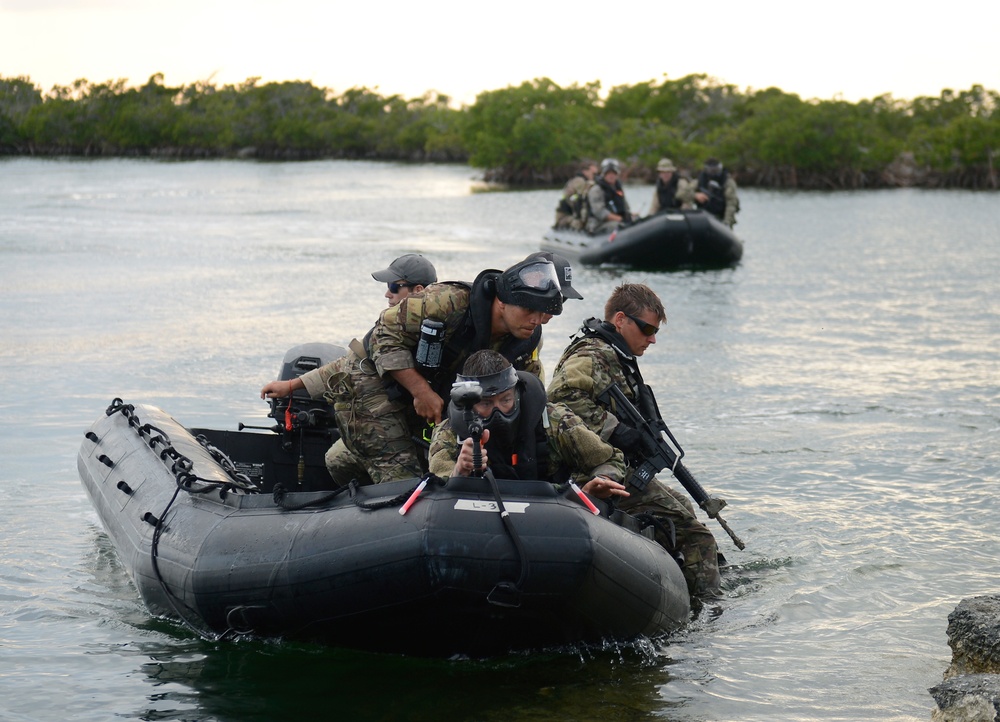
541, 209, 743, 269
77, 345, 691, 656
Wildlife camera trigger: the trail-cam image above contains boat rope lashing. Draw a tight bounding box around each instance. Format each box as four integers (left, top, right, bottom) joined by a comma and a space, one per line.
483, 466, 529, 609
272, 481, 350, 511
146, 479, 241, 642
194, 434, 257, 491
103, 398, 257, 493
349, 473, 442, 511
101, 398, 260, 641
631, 512, 684, 567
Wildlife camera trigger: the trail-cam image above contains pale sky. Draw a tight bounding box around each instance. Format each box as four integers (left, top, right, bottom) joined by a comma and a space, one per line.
2, 0, 997, 105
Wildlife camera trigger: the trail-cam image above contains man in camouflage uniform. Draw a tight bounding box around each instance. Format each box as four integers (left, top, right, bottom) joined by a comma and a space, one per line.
554, 159, 597, 230
260, 254, 438, 485
678, 157, 740, 228
428, 350, 631, 507
269, 257, 567, 487
366, 255, 563, 466
547, 283, 722, 601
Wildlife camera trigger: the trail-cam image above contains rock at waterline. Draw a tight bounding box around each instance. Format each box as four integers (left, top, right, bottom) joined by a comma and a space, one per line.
946, 596, 1000, 679
930, 674, 1000, 722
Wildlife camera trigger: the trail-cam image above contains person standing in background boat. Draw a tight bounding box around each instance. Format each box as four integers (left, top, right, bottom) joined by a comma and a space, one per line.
428, 350, 630, 507
646, 157, 691, 216
260, 253, 437, 485
553, 159, 598, 230
683, 157, 740, 228
585, 158, 634, 234
547, 283, 722, 602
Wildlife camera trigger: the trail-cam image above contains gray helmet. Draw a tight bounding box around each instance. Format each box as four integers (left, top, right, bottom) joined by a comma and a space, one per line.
495, 259, 563, 315
600, 158, 621, 176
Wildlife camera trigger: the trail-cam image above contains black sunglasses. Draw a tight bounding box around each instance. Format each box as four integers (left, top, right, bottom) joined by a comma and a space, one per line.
387, 281, 416, 294
624, 312, 659, 337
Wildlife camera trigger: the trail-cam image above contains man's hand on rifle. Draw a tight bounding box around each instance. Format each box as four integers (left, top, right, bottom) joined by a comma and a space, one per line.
609, 422, 644, 456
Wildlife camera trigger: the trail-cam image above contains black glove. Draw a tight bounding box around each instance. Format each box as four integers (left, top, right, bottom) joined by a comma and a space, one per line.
609, 423, 643, 455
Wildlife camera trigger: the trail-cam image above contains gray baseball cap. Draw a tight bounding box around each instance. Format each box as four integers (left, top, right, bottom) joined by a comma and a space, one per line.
371, 254, 438, 286
524, 251, 583, 300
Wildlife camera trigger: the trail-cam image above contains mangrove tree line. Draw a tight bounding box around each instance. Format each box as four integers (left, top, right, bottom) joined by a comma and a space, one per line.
1, 73, 997, 189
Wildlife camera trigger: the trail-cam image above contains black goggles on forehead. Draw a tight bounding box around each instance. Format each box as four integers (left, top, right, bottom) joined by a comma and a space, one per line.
624, 312, 659, 337
387, 281, 416, 294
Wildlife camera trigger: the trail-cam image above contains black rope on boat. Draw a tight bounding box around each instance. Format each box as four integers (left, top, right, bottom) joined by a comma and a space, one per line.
147, 479, 239, 642
483, 467, 529, 608
349, 473, 443, 511
272, 481, 350, 511
271, 474, 444, 512
102, 398, 257, 642
632, 512, 685, 567
103, 399, 258, 494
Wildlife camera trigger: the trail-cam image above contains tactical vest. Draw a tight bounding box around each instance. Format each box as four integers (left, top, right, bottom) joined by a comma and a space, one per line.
377, 272, 543, 403
696, 169, 729, 219
590, 177, 628, 219
576, 317, 663, 421
654, 174, 682, 212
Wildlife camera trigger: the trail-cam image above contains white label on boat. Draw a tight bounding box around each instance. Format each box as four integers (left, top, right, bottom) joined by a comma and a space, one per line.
454, 499, 530, 514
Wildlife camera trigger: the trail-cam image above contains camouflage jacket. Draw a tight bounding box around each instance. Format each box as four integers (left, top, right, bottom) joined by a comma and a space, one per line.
547, 325, 638, 442
428, 400, 625, 483
368, 272, 544, 396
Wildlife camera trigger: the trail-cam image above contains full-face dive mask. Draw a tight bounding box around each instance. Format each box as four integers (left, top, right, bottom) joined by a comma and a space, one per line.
448, 364, 521, 444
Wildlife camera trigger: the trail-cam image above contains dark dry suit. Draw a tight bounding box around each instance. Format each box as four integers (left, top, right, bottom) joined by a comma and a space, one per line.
428, 371, 626, 484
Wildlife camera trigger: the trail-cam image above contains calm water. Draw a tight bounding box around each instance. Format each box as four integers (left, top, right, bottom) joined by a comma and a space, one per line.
1, 158, 998, 721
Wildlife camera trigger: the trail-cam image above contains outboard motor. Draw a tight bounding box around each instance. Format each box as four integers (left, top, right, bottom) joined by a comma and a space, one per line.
267, 342, 346, 431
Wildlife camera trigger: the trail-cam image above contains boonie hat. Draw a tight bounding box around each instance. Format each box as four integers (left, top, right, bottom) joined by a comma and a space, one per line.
371, 254, 438, 286
496, 259, 563, 316
656, 157, 677, 173
523, 251, 583, 300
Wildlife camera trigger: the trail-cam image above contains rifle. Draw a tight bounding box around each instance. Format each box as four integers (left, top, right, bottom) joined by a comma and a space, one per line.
597, 382, 745, 550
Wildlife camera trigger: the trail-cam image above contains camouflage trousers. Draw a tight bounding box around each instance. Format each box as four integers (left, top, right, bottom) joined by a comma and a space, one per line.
321, 351, 426, 486
618, 477, 722, 600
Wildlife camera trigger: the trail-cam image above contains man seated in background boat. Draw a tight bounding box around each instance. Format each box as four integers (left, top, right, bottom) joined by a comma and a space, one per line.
547, 283, 722, 602
260, 253, 437, 485
585, 158, 635, 234
553, 159, 598, 230
684, 157, 740, 228
646, 157, 691, 216
428, 350, 630, 506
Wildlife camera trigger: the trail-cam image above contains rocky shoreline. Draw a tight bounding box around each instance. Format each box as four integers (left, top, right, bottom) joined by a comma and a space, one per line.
931, 595, 1000, 720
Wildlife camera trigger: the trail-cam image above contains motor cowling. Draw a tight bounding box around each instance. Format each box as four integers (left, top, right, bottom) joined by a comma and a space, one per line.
269, 342, 347, 430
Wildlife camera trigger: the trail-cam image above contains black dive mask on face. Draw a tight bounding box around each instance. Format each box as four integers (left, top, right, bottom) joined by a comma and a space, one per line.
448, 366, 521, 442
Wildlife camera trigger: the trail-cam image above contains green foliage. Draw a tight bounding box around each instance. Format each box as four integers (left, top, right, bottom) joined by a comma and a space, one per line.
461, 78, 604, 181
1, 73, 997, 188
